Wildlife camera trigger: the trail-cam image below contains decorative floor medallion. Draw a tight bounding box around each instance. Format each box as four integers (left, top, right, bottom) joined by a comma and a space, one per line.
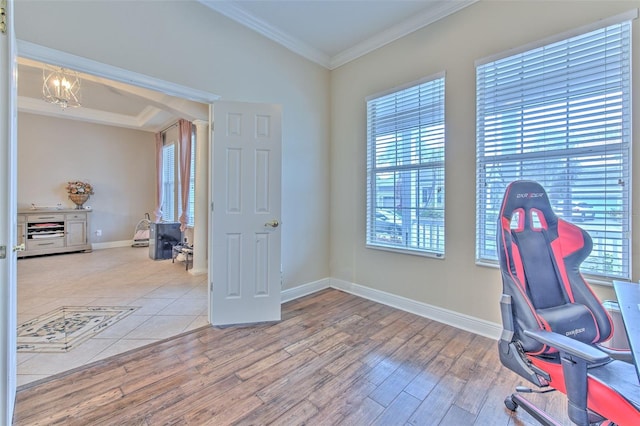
17, 306, 139, 353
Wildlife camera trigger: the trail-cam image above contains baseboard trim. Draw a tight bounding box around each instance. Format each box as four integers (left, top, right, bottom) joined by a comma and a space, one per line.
92, 240, 136, 250
189, 267, 207, 276
279, 277, 502, 340
329, 278, 502, 340
281, 278, 331, 304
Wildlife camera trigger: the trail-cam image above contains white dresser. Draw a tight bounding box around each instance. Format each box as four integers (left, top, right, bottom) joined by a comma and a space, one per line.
17, 209, 92, 257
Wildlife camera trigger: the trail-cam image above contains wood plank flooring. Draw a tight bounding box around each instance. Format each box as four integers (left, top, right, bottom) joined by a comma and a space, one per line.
13, 289, 570, 425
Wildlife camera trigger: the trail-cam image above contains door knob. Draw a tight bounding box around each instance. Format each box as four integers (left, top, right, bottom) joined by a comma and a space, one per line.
265, 220, 279, 228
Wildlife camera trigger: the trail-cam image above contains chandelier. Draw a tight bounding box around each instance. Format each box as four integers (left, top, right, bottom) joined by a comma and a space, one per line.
42, 65, 82, 109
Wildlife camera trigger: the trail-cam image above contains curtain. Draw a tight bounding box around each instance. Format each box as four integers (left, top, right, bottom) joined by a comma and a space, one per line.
153, 132, 163, 222
178, 119, 193, 231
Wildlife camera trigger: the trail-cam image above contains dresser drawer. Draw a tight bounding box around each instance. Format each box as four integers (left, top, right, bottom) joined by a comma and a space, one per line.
65, 212, 87, 221
27, 238, 65, 251
29, 213, 65, 222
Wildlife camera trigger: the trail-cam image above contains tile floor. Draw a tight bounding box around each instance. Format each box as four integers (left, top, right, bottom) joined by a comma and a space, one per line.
17, 246, 208, 387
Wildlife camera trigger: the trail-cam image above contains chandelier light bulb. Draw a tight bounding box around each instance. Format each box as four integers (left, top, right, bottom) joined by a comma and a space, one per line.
42, 65, 82, 109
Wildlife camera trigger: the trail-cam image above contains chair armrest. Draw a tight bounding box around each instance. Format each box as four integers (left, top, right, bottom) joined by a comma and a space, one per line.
525, 330, 612, 424
597, 344, 634, 363
523, 329, 610, 364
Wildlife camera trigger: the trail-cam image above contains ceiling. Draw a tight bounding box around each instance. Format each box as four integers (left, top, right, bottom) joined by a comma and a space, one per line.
17, 58, 209, 133
200, 0, 478, 69
17, 0, 476, 131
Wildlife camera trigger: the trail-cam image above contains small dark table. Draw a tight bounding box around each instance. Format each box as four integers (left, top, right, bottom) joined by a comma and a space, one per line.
172, 244, 193, 271
612, 280, 640, 382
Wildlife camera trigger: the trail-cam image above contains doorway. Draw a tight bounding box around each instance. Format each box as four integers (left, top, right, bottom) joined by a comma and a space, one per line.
15, 42, 217, 386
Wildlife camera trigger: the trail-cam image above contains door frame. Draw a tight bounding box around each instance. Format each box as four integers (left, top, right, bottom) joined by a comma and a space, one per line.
17, 41, 219, 108
9, 39, 219, 391
1, 0, 18, 423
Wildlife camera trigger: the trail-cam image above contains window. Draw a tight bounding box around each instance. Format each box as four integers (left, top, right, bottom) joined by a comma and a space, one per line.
187, 137, 196, 227
161, 142, 176, 222
476, 16, 633, 279
366, 74, 446, 256
161, 130, 196, 226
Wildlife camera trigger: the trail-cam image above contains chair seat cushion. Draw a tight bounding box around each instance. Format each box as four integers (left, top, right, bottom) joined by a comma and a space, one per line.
589, 359, 640, 411
537, 303, 599, 346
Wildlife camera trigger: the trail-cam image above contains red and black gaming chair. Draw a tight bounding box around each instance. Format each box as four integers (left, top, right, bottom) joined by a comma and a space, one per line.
497, 180, 640, 425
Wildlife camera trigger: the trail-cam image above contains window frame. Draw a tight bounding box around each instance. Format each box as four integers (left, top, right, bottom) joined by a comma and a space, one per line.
161, 127, 196, 227
161, 139, 177, 223
475, 11, 635, 281
365, 72, 446, 258
187, 134, 196, 227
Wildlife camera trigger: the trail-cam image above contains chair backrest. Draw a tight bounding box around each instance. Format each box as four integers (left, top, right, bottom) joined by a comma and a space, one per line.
497, 180, 613, 354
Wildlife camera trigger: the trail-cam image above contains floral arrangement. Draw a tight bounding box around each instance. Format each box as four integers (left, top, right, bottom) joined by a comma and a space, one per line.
66, 181, 94, 195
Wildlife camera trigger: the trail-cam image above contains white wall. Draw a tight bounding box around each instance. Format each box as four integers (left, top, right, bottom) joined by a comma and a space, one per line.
17, 113, 156, 242
330, 0, 640, 324
14, 0, 331, 290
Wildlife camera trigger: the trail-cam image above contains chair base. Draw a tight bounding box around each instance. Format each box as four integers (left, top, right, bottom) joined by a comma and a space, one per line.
505, 392, 613, 426
506, 393, 563, 426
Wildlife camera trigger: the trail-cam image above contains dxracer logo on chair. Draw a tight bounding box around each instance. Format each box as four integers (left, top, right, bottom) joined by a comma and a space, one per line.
566, 327, 586, 337
516, 192, 544, 199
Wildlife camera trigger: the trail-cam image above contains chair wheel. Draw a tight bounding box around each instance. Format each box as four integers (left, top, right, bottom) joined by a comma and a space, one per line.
504, 395, 518, 411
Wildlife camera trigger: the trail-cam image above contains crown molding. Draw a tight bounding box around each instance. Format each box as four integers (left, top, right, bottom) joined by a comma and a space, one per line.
16, 43, 212, 131
199, 0, 332, 68
18, 96, 155, 131
199, 0, 478, 70
18, 96, 180, 133
330, 0, 478, 69
17, 40, 220, 104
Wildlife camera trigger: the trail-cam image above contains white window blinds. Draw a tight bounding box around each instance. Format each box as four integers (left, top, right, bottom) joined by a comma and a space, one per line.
476, 18, 632, 279
187, 136, 196, 227
162, 143, 176, 222
366, 74, 446, 256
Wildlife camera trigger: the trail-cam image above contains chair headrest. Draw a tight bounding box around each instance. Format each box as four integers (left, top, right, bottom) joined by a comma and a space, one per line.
500, 180, 558, 229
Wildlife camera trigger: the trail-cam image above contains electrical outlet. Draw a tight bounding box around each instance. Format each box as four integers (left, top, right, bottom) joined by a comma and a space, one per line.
96, 229, 102, 237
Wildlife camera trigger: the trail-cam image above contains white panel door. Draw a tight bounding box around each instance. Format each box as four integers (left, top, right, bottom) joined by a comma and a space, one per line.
210, 101, 282, 326
1, 0, 18, 422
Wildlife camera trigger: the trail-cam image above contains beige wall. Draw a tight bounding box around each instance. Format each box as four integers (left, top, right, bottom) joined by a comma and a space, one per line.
15, 0, 331, 290
17, 113, 156, 242
330, 0, 639, 324
16, 0, 639, 326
